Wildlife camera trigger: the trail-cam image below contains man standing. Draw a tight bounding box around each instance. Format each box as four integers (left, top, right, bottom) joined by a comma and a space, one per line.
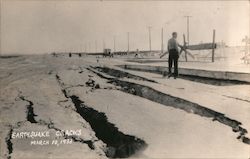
167, 32, 182, 79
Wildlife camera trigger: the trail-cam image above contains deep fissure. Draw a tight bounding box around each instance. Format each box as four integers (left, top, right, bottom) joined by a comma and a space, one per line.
55, 73, 147, 158
14, 93, 95, 151
121, 66, 250, 86
91, 67, 250, 145
5, 128, 13, 159
179, 74, 250, 86
19, 96, 38, 123
223, 95, 250, 103
69, 95, 147, 158
93, 66, 157, 83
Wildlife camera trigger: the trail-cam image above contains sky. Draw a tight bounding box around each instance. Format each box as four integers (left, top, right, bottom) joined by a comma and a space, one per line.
1, 0, 249, 54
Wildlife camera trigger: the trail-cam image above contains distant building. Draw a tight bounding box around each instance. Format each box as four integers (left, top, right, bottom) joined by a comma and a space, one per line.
103, 48, 113, 57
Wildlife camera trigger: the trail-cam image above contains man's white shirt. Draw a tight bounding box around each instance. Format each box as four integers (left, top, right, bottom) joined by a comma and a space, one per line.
168, 38, 180, 52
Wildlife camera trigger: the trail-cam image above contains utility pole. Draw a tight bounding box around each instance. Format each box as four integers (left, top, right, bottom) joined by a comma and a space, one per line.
161, 27, 164, 53
148, 26, 152, 52
164, 22, 170, 54
184, 16, 192, 45
127, 32, 130, 53
113, 36, 116, 53
212, 29, 216, 62
183, 34, 188, 62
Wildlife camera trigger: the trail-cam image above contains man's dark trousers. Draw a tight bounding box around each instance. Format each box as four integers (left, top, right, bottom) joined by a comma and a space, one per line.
168, 49, 179, 77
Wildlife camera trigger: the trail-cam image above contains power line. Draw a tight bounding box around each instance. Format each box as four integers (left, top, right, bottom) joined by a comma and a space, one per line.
127, 32, 130, 53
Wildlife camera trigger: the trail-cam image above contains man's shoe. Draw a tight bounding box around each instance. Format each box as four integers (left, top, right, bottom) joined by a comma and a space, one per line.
174, 74, 178, 79
163, 71, 167, 77
168, 73, 172, 78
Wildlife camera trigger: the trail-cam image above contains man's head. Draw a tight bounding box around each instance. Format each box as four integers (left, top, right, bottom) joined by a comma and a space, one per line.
172, 32, 177, 38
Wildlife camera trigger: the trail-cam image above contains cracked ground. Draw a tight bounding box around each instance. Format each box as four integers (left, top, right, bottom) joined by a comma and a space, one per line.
0, 54, 250, 158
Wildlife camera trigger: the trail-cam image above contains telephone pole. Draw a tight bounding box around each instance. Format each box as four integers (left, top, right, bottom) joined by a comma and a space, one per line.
184, 16, 192, 45
148, 26, 152, 52
164, 22, 170, 53
212, 29, 216, 62
161, 27, 164, 53
127, 32, 130, 53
